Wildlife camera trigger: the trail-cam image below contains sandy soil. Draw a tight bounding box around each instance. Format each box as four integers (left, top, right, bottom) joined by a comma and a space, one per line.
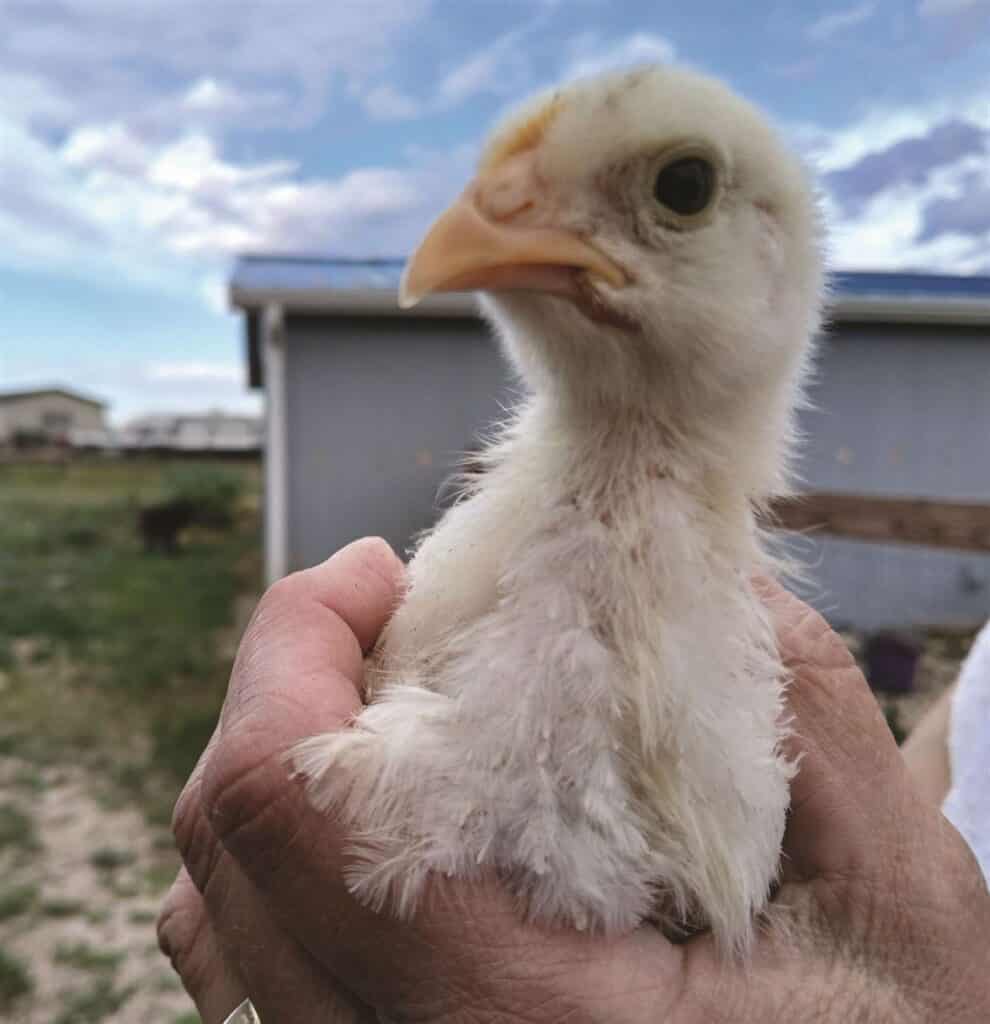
0, 759, 195, 1023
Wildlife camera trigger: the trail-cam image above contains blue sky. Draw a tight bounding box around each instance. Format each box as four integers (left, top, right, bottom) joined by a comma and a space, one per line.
2, 0, 989, 421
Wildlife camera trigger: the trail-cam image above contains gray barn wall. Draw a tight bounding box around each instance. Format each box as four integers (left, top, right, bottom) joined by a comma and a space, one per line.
281, 315, 990, 630
284, 314, 513, 567
789, 322, 990, 629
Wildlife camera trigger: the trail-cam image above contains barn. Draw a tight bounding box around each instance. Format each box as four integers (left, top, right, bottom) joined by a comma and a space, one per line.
231, 256, 990, 630
0, 385, 108, 446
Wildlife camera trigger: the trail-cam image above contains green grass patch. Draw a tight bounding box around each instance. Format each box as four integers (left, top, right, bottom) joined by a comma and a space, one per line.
53, 976, 135, 1023
0, 946, 34, 1012
0, 803, 40, 853
89, 846, 137, 872
11, 765, 45, 792
0, 458, 261, 818
54, 942, 124, 973
41, 898, 86, 918
0, 883, 38, 922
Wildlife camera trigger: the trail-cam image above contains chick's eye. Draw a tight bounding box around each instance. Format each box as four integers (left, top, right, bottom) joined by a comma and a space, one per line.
653, 157, 715, 217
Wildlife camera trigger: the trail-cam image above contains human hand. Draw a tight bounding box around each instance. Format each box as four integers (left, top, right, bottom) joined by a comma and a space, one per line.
159, 538, 990, 1023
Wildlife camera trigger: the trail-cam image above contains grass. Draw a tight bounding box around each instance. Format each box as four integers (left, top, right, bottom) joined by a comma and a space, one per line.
0, 457, 257, 1023
41, 898, 86, 919
0, 883, 38, 922
0, 457, 261, 819
89, 846, 137, 872
0, 946, 33, 1012
0, 802, 40, 853
54, 942, 124, 973
52, 976, 135, 1023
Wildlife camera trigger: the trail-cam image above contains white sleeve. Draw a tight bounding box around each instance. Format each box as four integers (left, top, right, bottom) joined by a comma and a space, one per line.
942, 620, 990, 883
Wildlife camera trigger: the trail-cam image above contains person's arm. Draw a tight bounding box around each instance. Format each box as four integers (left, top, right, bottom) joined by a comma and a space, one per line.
159, 538, 990, 1023
901, 683, 954, 808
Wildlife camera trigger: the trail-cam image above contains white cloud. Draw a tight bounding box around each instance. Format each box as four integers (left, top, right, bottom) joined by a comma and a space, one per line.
803, 91, 990, 273
919, 0, 989, 15
361, 84, 422, 121
145, 361, 242, 384
61, 122, 150, 176
434, 31, 532, 107
793, 88, 990, 176
0, 68, 476, 307
1, 0, 434, 132
183, 78, 240, 114
807, 2, 876, 42
200, 273, 230, 315
562, 32, 676, 81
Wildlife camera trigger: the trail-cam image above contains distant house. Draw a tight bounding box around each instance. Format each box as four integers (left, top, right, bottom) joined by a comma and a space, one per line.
230, 256, 990, 630
0, 385, 108, 445
119, 411, 263, 455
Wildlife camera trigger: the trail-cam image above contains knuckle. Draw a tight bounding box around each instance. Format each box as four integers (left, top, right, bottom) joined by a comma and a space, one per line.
201, 724, 294, 866
172, 779, 226, 895
258, 570, 311, 619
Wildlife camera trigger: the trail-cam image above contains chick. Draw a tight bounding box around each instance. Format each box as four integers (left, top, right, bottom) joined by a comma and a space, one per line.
294, 63, 825, 955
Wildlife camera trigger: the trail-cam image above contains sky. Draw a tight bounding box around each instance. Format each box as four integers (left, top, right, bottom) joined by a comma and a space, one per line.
2, 0, 989, 422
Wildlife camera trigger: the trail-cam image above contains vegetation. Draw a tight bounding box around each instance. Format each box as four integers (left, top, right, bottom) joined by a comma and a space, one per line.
0, 457, 261, 820
0, 802, 40, 854
52, 976, 135, 1023
0, 457, 260, 1020
0, 946, 33, 1012
161, 463, 246, 529
54, 941, 125, 973
0, 884, 38, 923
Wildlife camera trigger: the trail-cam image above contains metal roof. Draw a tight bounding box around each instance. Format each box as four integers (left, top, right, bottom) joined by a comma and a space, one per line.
230, 254, 990, 325
0, 385, 108, 407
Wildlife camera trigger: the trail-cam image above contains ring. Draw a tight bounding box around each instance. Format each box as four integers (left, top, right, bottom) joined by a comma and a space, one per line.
221, 998, 261, 1024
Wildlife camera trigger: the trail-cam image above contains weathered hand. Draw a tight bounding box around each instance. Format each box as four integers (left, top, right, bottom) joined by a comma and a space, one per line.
159, 538, 990, 1023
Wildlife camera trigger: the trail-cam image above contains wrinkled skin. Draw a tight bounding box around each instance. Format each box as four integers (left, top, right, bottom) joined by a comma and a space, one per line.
158, 538, 990, 1023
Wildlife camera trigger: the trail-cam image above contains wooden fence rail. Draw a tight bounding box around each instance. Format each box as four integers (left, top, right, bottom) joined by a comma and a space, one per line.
770, 493, 990, 553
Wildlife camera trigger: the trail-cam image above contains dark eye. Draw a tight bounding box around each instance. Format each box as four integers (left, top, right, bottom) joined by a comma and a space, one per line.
653, 156, 716, 217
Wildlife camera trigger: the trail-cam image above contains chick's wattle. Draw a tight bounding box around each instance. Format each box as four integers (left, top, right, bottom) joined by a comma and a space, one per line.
293, 63, 825, 955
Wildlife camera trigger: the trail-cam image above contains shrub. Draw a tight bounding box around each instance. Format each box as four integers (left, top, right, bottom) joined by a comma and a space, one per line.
160, 466, 244, 530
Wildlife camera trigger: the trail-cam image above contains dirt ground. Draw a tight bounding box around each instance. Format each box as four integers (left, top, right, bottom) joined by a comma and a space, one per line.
0, 755, 195, 1023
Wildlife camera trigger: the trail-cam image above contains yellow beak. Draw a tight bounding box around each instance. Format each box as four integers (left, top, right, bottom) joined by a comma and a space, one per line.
399, 186, 627, 308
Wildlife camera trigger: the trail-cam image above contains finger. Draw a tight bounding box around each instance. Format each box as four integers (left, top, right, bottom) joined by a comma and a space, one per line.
188, 537, 403, 888
901, 683, 953, 807
177, 537, 410, 1003
757, 578, 915, 881
171, 734, 379, 1021
158, 868, 250, 1024
200, 848, 375, 1023
174, 537, 404, 893
220, 536, 405, 736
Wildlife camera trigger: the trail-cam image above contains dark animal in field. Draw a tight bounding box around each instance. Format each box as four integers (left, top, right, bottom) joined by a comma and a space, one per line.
138, 498, 198, 554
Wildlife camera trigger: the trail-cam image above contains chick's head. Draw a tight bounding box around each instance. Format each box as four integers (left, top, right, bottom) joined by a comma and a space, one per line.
402, 65, 825, 429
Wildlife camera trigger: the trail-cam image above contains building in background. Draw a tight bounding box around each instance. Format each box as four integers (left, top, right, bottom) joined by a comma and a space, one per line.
118, 411, 262, 455
231, 256, 990, 631
0, 385, 109, 447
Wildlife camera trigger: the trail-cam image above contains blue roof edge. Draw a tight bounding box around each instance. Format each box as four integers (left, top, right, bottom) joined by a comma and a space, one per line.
231, 255, 990, 304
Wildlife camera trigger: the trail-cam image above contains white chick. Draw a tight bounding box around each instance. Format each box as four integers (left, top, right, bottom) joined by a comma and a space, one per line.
294, 63, 825, 955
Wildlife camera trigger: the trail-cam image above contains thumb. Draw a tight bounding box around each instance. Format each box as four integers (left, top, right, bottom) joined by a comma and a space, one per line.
757, 579, 914, 882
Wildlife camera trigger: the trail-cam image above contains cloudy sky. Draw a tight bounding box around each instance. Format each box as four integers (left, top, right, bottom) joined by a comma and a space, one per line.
2, 0, 989, 421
